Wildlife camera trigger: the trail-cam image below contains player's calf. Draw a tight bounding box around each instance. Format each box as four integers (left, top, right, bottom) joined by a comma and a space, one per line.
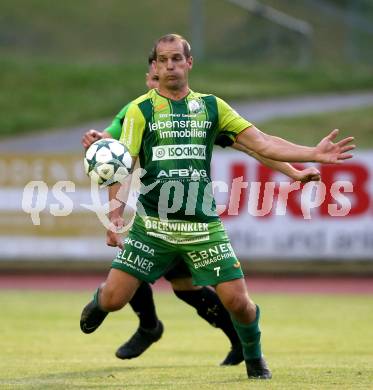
80, 289, 108, 334
215, 279, 272, 379
99, 285, 127, 311
174, 287, 244, 366
230, 306, 272, 380
99, 268, 142, 311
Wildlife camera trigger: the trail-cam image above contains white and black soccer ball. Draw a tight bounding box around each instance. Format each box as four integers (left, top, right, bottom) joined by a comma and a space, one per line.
84, 139, 132, 185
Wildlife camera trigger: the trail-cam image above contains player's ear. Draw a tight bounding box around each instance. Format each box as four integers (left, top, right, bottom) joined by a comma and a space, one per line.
151, 60, 157, 73
187, 56, 193, 70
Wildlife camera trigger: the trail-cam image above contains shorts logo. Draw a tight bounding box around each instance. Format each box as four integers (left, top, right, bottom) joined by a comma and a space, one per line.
116, 250, 154, 274
187, 243, 235, 269
152, 144, 206, 161
124, 237, 155, 256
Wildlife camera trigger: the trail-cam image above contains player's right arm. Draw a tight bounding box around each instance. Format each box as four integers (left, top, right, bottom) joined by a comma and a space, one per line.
106, 102, 145, 248
107, 180, 137, 249
107, 183, 125, 249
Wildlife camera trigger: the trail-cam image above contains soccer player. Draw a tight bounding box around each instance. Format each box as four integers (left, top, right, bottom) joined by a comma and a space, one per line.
82, 53, 321, 366
80, 34, 354, 380
82, 56, 246, 366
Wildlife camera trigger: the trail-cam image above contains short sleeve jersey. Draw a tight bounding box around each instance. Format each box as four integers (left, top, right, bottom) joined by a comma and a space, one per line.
105, 103, 131, 139
120, 89, 252, 222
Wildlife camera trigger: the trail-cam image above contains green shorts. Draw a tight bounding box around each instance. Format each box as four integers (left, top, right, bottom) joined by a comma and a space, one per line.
111, 215, 243, 286
164, 258, 191, 281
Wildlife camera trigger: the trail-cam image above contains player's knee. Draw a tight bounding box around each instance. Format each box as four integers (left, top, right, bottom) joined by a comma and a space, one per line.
223, 294, 254, 317
99, 285, 126, 312
106, 298, 125, 311
225, 295, 246, 314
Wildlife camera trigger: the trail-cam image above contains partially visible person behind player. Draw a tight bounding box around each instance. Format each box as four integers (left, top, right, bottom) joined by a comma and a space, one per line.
82, 52, 321, 366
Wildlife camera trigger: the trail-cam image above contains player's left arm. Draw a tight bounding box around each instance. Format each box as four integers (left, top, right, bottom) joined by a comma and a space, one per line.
216, 97, 355, 164
231, 143, 320, 183
236, 126, 355, 163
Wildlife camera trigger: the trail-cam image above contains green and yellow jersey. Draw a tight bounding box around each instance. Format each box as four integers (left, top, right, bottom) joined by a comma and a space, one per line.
119, 89, 252, 222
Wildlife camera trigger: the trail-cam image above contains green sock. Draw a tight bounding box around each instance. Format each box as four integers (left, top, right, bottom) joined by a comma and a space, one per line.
230, 305, 262, 360
93, 288, 101, 307
92, 287, 108, 312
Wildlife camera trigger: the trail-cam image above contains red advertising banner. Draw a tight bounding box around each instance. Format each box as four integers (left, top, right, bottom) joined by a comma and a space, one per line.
0, 150, 372, 260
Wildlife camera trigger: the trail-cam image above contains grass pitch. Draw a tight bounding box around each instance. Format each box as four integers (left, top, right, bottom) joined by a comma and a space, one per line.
0, 290, 372, 389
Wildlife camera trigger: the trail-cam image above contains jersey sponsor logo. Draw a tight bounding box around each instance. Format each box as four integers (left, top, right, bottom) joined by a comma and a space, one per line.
154, 103, 168, 111
157, 168, 207, 180
124, 237, 155, 256
144, 219, 209, 232
148, 119, 212, 132
152, 145, 206, 161
159, 129, 206, 139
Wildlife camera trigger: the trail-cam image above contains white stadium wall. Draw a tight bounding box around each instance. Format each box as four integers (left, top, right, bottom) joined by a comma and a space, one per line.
0, 150, 372, 261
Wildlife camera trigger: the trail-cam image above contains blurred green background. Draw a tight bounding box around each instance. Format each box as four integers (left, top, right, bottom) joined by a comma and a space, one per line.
1, 7, 372, 387
1, 0, 373, 143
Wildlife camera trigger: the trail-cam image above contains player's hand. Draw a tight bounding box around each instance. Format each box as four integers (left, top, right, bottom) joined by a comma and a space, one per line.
314, 129, 355, 164
293, 167, 321, 183
106, 216, 124, 249
82, 129, 103, 149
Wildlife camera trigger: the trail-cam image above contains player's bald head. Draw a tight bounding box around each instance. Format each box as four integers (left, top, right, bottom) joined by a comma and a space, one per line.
153, 34, 192, 59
